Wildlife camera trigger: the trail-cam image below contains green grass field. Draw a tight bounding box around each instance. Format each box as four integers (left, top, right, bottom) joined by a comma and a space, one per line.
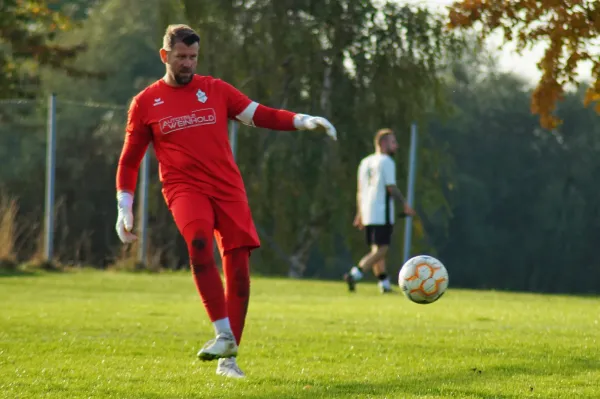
1, 270, 599, 398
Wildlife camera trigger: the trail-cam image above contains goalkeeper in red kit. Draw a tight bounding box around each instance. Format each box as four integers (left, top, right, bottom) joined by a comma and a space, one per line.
115, 24, 337, 379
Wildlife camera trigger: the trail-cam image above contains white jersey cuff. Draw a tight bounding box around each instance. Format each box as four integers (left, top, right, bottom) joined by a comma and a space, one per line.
235, 101, 259, 126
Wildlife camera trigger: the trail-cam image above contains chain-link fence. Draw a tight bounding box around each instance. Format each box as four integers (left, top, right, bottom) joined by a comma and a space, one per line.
0, 96, 284, 270
0, 95, 419, 276
0, 98, 47, 265
0, 96, 152, 268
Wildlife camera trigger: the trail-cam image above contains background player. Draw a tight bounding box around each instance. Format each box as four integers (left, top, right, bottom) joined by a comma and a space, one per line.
115, 24, 337, 378
343, 128, 414, 293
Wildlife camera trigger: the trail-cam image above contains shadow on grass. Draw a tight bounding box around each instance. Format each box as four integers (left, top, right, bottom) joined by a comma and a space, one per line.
236, 359, 595, 399
0, 268, 40, 278
110, 364, 557, 399
248, 375, 521, 399
22, 358, 598, 399
0, 260, 63, 278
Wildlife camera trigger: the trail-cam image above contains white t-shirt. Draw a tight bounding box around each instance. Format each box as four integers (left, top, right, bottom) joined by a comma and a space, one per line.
357, 153, 396, 226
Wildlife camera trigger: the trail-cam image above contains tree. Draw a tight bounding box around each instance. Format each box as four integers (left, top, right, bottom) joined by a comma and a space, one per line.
187, 1, 464, 277
0, 0, 97, 98
447, 0, 600, 130
3, 0, 464, 275
429, 51, 600, 294
37, 0, 176, 266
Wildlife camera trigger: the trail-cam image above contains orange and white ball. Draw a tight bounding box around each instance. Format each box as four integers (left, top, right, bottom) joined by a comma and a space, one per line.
399, 255, 449, 304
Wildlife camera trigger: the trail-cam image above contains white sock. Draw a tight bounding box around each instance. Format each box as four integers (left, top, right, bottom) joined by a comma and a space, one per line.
379, 278, 391, 290
350, 266, 364, 281
213, 318, 232, 336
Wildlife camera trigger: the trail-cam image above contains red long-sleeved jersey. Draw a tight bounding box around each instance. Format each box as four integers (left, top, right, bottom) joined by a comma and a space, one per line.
117, 75, 296, 204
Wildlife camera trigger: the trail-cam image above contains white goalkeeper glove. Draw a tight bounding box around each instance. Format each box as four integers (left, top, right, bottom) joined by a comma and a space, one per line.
116, 191, 137, 244
294, 114, 337, 141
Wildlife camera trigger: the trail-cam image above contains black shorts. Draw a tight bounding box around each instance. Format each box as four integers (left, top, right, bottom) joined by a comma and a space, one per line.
365, 224, 394, 247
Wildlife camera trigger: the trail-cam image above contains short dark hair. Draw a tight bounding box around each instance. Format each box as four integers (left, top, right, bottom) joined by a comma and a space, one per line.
374, 128, 394, 149
162, 24, 200, 51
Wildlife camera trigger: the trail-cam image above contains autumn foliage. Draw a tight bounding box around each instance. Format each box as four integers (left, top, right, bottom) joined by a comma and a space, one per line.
447, 0, 600, 129
0, 0, 99, 97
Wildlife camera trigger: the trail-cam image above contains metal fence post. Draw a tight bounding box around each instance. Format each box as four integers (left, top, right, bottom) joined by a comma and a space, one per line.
229, 120, 238, 160
402, 122, 418, 263
44, 93, 57, 262
137, 150, 150, 266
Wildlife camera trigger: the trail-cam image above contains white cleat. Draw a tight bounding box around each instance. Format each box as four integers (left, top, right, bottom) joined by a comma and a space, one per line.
216, 357, 246, 378
197, 332, 238, 361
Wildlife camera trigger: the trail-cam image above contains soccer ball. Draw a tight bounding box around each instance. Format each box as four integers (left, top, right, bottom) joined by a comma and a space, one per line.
398, 255, 449, 304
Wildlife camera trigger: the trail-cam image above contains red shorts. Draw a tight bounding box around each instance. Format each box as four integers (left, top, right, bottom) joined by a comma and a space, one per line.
169, 193, 261, 255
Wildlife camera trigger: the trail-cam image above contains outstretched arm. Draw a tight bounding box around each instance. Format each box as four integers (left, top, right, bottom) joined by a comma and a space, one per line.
236, 102, 337, 140
222, 80, 337, 140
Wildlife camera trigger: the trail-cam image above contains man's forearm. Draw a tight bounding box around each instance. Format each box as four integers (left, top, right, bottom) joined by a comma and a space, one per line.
242, 103, 297, 131
116, 134, 149, 194
236, 102, 336, 140
388, 186, 406, 205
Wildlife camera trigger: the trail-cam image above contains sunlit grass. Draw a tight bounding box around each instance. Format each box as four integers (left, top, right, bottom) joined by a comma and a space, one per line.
1, 270, 599, 398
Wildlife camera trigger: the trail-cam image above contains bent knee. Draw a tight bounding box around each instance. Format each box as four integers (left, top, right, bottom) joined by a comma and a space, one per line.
183, 220, 214, 271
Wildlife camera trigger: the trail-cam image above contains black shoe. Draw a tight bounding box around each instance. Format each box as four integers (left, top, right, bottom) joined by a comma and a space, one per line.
343, 273, 356, 292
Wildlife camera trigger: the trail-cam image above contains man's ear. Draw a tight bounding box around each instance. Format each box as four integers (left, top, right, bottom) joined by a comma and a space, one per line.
159, 48, 168, 64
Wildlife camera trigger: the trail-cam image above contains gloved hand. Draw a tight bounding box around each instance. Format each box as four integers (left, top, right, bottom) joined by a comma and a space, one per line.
116, 191, 137, 244
294, 114, 337, 141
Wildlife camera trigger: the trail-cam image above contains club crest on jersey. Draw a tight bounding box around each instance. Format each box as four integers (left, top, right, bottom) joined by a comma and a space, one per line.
196, 89, 207, 103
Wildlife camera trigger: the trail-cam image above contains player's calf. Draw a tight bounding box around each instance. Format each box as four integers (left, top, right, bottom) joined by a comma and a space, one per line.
343, 245, 389, 292
184, 221, 228, 323
183, 219, 239, 357
223, 247, 251, 345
